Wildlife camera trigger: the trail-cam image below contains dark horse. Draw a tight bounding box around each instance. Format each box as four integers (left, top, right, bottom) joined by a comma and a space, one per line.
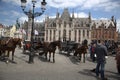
39, 40, 61, 63
74, 45, 88, 63
0, 37, 22, 63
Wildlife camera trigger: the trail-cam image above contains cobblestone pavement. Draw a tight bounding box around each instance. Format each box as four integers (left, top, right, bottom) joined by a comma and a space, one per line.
0, 48, 120, 80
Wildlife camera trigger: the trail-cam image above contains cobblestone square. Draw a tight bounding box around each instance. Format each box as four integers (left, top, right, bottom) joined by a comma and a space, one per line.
0, 48, 120, 80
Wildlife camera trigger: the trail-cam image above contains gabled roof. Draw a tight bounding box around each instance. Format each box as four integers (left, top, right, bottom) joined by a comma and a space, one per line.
91, 20, 115, 28
73, 18, 90, 27
61, 8, 71, 21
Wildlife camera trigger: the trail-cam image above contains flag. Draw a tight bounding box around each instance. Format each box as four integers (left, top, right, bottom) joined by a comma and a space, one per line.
34, 29, 39, 35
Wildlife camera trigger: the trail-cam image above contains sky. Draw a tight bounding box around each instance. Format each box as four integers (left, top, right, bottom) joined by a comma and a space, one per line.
0, 0, 120, 31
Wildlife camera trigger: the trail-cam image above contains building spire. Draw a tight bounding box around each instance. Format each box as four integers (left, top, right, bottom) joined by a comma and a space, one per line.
56, 8, 59, 18
111, 16, 114, 22
88, 12, 91, 23
61, 8, 70, 21
114, 18, 117, 28
72, 9, 74, 18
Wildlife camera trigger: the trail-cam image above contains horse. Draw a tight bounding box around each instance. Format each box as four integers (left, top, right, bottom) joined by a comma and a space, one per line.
74, 44, 88, 63
39, 41, 61, 63
0, 37, 11, 57
38, 41, 50, 55
0, 37, 22, 63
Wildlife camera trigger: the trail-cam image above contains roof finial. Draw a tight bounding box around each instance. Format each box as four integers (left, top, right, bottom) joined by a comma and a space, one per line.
111, 16, 114, 22
88, 12, 91, 23
56, 8, 59, 18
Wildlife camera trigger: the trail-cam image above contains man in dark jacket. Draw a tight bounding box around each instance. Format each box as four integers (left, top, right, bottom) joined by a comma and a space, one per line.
115, 46, 120, 73
95, 40, 108, 80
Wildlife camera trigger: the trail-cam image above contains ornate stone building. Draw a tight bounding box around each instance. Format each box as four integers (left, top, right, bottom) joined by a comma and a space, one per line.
91, 16, 117, 43
44, 8, 91, 44
22, 8, 118, 44
44, 8, 118, 44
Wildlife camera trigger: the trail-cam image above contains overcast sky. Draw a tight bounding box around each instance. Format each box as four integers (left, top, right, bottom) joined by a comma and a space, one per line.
0, 0, 120, 31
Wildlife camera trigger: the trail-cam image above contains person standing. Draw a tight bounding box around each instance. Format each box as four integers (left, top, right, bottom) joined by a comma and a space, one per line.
115, 46, 120, 73
95, 40, 108, 80
91, 43, 96, 62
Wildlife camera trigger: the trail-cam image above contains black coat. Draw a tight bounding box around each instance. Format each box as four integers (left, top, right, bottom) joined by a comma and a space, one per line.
95, 44, 108, 62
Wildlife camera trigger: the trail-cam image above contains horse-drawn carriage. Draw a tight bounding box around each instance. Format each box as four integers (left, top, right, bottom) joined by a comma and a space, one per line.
22, 40, 61, 63
22, 40, 44, 54
60, 39, 88, 63
60, 41, 80, 56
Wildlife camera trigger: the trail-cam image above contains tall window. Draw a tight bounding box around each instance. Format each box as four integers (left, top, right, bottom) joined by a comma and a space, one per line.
50, 30, 51, 41
53, 30, 56, 41
112, 30, 114, 39
63, 29, 66, 41
75, 30, 77, 41
83, 30, 85, 37
64, 21, 66, 28
69, 30, 71, 41
109, 31, 111, 38
59, 23, 61, 28
59, 30, 61, 39
87, 30, 89, 37
79, 30, 81, 42
46, 30, 48, 41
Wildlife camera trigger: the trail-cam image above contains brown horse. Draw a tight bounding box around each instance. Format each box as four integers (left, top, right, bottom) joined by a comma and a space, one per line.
0, 37, 22, 63
74, 45, 88, 63
0, 37, 10, 56
47, 40, 61, 63
39, 41, 61, 63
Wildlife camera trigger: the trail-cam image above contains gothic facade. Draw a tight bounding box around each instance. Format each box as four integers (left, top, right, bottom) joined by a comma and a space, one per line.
44, 8, 91, 44
44, 8, 118, 44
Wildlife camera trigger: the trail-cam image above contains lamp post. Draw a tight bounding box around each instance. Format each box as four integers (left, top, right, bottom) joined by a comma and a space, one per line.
20, 0, 47, 63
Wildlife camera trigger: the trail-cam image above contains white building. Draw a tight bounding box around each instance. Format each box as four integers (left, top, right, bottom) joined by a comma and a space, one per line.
44, 8, 91, 44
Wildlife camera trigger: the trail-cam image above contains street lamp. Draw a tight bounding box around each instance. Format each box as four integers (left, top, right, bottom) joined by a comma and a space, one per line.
20, 0, 47, 63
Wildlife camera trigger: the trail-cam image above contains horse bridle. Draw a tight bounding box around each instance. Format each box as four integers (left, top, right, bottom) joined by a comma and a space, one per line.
5, 38, 12, 45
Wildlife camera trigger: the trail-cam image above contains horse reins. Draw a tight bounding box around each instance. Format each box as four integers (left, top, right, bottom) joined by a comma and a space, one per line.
5, 38, 12, 45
